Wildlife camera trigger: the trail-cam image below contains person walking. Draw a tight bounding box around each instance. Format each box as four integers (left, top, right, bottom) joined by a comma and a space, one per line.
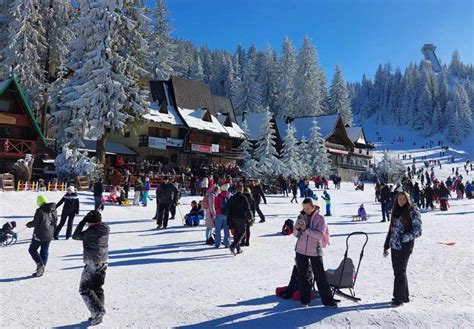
73, 210, 110, 325
155, 176, 179, 229
142, 177, 151, 207
290, 180, 298, 203
204, 186, 218, 245
380, 183, 391, 222
383, 192, 422, 307
214, 183, 231, 248
200, 176, 209, 196
425, 183, 434, 210
321, 191, 332, 216
242, 187, 256, 247
251, 180, 267, 223
293, 198, 338, 307
26, 196, 57, 277
54, 186, 80, 240
227, 184, 251, 255
93, 178, 104, 211
123, 170, 131, 200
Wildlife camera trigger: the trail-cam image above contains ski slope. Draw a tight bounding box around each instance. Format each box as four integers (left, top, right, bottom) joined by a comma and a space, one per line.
1, 177, 473, 328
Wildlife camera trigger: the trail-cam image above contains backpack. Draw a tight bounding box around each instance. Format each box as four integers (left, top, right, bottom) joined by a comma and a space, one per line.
201, 195, 209, 210
281, 219, 294, 235
221, 196, 229, 216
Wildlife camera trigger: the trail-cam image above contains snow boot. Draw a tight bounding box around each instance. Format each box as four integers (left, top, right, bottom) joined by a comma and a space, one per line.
229, 246, 237, 256
32, 264, 45, 277
89, 311, 105, 326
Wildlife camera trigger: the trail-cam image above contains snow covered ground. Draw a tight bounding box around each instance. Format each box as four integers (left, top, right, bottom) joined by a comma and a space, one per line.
1, 176, 473, 328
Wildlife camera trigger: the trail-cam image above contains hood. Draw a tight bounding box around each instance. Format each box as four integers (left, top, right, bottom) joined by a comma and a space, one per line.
40, 203, 56, 213
93, 222, 110, 234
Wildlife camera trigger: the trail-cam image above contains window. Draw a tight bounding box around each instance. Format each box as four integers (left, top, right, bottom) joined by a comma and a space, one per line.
148, 127, 171, 138
124, 131, 131, 138
0, 126, 11, 138
0, 100, 10, 112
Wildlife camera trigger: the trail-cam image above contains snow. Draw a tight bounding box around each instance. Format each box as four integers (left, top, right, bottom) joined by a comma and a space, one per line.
277, 114, 339, 140
178, 107, 228, 134
144, 102, 184, 126
236, 112, 268, 140
0, 177, 473, 328
217, 113, 246, 139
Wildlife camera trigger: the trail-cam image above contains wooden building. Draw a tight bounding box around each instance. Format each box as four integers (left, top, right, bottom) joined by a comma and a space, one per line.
107, 77, 245, 168
0, 75, 49, 173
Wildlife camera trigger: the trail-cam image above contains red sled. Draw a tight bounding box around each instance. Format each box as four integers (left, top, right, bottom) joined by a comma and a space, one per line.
275, 286, 318, 301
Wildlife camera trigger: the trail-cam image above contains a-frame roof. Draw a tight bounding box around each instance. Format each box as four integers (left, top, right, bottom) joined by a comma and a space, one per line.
0, 75, 46, 145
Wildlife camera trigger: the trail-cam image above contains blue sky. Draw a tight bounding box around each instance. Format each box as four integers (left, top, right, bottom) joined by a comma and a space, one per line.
149, 0, 473, 82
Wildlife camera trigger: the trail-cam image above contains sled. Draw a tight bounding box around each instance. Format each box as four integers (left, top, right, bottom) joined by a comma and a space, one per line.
352, 215, 369, 222
326, 232, 368, 302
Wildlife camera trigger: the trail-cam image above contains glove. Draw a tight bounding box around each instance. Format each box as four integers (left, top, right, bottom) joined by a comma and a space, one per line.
383, 249, 389, 257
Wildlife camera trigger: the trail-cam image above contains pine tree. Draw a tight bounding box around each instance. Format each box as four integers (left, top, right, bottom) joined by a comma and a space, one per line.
295, 35, 322, 117
190, 54, 205, 82
281, 123, 302, 177
376, 151, 405, 182
277, 36, 297, 117
4, 0, 47, 109
258, 45, 279, 114
308, 119, 330, 176
255, 108, 284, 176
431, 103, 443, 133
447, 100, 462, 144
358, 74, 372, 118
53, 0, 149, 164
454, 83, 472, 138
298, 136, 312, 177
147, 0, 176, 79
329, 65, 352, 126
239, 119, 260, 176
449, 50, 465, 78
234, 44, 262, 115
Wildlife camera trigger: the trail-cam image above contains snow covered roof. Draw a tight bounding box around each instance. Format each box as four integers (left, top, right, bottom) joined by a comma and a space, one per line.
144, 101, 184, 126
346, 127, 364, 143
217, 113, 246, 138
177, 107, 229, 135
277, 114, 340, 140
80, 140, 137, 155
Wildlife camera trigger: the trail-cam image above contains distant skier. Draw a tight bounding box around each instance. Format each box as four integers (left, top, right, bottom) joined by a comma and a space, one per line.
73, 210, 110, 325
26, 196, 57, 277
251, 180, 267, 223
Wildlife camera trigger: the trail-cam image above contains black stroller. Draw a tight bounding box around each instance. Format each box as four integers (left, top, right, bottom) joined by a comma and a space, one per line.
0, 221, 17, 246
326, 232, 368, 302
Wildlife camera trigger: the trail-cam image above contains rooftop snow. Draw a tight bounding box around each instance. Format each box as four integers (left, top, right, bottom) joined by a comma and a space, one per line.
178, 107, 228, 135
277, 114, 340, 140
144, 102, 184, 126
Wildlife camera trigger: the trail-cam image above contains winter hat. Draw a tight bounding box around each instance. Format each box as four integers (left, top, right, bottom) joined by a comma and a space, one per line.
36, 195, 48, 207
84, 210, 102, 224
67, 186, 76, 193
220, 183, 230, 192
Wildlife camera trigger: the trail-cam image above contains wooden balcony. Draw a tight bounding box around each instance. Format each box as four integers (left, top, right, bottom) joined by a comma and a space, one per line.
0, 138, 37, 158
184, 143, 243, 158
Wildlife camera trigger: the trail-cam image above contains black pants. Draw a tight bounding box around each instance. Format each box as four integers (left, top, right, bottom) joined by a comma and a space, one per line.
291, 193, 298, 203
381, 201, 390, 221
157, 203, 171, 228
201, 188, 207, 196
190, 185, 196, 196
295, 252, 334, 305
80, 264, 107, 316
170, 204, 176, 219
230, 223, 246, 251
241, 222, 251, 245
391, 241, 413, 303
426, 197, 434, 209
255, 202, 265, 221
29, 240, 50, 266
55, 213, 76, 239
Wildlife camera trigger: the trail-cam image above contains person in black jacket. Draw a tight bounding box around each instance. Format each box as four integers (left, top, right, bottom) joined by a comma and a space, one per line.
242, 187, 256, 247
73, 210, 110, 326
424, 184, 434, 210
54, 186, 80, 240
26, 195, 57, 277
380, 183, 391, 222
93, 178, 104, 211
251, 180, 267, 223
155, 176, 179, 229
227, 184, 251, 255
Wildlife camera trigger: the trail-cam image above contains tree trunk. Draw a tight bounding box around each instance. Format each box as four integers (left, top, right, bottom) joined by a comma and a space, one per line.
96, 135, 107, 165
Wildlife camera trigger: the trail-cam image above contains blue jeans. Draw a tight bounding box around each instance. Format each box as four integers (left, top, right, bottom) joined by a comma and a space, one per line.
94, 195, 102, 211
325, 204, 331, 216
214, 215, 230, 247
381, 201, 390, 221
29, 239, 50, 266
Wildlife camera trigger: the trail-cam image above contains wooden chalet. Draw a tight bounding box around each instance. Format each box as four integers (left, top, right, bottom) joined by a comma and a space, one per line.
276, 113, 374, 179
107, 77, 246, 168
0, 75, 49, 173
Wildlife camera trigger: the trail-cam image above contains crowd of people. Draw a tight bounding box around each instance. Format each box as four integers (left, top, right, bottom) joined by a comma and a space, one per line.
14, 153, 474, 325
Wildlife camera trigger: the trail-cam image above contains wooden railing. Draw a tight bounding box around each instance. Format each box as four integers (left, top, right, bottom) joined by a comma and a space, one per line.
184, 144, 242, 158
0, 138, 37, 157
